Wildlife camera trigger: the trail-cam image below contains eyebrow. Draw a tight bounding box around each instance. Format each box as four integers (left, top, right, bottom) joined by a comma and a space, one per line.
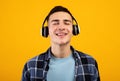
51, 19, 59, 22
64, 19, 72, 23
51, 19, 72, 23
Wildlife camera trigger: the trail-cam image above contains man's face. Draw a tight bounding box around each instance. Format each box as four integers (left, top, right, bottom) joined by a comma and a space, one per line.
48, 12, 73, 45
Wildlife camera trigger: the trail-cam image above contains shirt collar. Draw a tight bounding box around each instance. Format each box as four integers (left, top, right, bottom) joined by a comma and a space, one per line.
44, 46, 80, 61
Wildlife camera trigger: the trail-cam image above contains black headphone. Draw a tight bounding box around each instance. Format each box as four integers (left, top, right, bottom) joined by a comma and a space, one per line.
41, 15, 80, 37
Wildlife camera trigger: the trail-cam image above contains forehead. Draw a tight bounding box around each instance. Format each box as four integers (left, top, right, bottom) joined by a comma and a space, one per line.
48, 12, 72, 21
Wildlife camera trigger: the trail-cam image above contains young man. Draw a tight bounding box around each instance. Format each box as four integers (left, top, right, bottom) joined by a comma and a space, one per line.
22, 6, 100, 81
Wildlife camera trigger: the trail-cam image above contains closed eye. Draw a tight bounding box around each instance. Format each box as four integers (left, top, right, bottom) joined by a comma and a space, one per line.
51, 19, 59, 25
64, 22, 71, 25
64, 19, 72, 25
52, 22, 59, 25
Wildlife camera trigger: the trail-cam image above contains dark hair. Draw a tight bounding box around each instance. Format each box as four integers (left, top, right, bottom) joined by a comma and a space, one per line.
46, 6, 74, 21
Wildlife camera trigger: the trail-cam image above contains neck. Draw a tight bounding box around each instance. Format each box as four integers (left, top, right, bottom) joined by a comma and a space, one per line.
51, 43, 71, 58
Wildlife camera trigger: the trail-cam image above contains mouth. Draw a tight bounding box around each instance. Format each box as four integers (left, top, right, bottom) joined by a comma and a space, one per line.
55, 33, 68, 38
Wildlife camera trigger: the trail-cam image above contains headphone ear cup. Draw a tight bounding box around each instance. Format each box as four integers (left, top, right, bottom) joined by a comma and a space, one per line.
42, 26, 49, 37
73, 25, 80, 35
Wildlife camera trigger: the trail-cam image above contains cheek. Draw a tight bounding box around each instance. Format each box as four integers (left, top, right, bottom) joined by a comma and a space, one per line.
48, 26, 56, 36
68, 26, 73, 36
68, 26, 73, 33
48, 28, 52, 36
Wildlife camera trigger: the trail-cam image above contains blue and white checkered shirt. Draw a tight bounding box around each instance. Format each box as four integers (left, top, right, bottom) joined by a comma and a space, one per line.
22, 46, 100, 81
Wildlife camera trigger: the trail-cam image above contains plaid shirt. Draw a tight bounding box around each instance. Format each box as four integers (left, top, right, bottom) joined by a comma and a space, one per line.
22, 46, 100, 81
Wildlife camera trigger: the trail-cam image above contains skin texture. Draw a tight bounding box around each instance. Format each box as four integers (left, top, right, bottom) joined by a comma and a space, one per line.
48, 12, 73, 58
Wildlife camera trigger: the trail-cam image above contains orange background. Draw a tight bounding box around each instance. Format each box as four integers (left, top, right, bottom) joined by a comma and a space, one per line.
0, 0, 120, 81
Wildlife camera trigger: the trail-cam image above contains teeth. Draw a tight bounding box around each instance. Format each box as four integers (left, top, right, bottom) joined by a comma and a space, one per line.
57, 34, 64, 35
56, 33, 66, 36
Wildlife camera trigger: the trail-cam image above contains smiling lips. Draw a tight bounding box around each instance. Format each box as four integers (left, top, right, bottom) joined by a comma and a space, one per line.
55, 32, 68, 38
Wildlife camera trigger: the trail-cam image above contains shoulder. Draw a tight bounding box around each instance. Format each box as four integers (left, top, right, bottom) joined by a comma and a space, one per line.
25, 52, 47, 68
75, 50, 97, 64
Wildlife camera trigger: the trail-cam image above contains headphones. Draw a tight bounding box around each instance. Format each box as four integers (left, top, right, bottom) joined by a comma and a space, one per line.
41, 15, 80, 37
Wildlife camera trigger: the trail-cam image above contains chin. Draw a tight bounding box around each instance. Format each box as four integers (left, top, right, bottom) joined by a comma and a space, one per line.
57, 41, 70, 46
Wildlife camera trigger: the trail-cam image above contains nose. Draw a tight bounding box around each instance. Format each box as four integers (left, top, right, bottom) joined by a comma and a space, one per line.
58, 23, 65, 31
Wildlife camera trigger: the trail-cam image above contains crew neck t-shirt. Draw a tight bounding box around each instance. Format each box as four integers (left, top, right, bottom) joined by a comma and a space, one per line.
47, 54, 75, 81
